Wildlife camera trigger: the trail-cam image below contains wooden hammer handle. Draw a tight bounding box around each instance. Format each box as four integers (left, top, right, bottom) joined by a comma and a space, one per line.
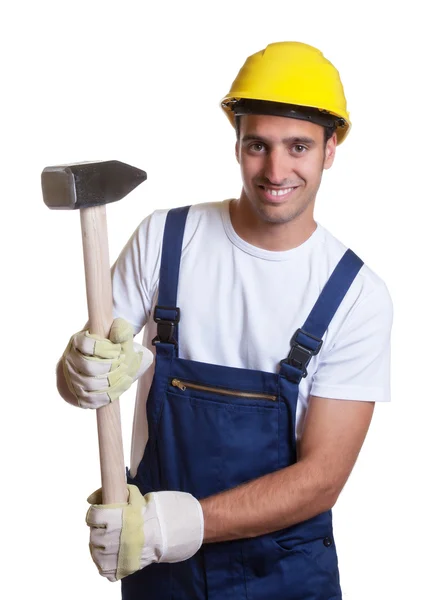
80, 205, 128, 504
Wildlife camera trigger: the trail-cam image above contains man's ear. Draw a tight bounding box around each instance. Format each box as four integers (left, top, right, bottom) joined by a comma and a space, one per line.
235, 140, 240, 164
324, 133, 337, 170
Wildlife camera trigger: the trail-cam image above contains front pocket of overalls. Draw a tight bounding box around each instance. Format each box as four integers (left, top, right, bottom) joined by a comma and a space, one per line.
161, 380, 281, 498
244, 531, 341, 600
272, 532, 339, 576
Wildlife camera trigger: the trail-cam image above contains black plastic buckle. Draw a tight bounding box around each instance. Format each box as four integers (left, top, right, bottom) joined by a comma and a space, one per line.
281, 329, 323, 377
152, 305, 180, 346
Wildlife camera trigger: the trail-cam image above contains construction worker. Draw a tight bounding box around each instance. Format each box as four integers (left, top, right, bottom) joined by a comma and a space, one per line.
57, 41, 393, 599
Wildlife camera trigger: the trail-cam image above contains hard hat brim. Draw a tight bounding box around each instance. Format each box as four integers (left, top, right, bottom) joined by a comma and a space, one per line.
221, 96, 351, 144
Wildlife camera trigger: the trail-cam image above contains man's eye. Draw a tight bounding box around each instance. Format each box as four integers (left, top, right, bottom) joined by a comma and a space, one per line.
293, 145, 306, 153
250, 143, 265, 152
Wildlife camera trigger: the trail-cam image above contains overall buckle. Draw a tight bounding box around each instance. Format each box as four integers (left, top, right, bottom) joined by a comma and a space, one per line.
152, 305, 180, 346
281, 329, 323, 378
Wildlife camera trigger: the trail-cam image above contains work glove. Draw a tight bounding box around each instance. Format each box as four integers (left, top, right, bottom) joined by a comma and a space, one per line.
62, 318, 153, 409
86, 484, 204, 582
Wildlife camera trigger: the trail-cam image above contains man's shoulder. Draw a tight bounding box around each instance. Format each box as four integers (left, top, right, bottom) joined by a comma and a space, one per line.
151, 200, 226, 218
134, 200, 226, 242
317, 223, 392, 311
148, 200, 226, 228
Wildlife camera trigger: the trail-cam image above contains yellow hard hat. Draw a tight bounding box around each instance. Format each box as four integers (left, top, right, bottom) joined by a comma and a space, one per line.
221, 41, 351, 144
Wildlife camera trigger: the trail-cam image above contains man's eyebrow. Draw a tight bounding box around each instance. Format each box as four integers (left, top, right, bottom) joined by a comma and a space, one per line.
241, 134, 268, 143
241, 134, 316, 146
283, 136, 316, 146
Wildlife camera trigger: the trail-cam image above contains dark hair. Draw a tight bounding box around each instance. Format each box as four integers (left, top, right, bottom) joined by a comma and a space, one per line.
235, 115, 336, 145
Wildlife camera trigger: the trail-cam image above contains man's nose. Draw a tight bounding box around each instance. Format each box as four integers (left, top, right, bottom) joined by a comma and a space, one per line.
263, 149, 290, 185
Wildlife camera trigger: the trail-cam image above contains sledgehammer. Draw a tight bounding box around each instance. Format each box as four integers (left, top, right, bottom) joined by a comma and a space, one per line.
42, 160, 147, 503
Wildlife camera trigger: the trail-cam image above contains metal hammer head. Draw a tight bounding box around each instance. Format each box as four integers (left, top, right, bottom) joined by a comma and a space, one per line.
41, 160, 147, 210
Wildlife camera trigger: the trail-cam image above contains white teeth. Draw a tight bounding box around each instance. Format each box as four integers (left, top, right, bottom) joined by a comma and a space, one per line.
264, 187, 293, 196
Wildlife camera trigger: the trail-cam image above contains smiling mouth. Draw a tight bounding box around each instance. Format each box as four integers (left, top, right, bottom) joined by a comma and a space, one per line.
260, 186, 296, 196
258, 185, 299, 201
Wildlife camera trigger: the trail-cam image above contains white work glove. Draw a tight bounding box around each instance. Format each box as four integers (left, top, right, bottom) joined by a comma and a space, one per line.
62, 318, 153, 409
86, 484, 204, 582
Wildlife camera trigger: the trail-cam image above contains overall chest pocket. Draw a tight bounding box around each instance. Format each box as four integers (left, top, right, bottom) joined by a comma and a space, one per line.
157, 378, 282, 498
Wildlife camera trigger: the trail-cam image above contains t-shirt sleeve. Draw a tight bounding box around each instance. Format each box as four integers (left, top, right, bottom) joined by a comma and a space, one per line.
111, 212, 164, 335
310, 281, 393, 403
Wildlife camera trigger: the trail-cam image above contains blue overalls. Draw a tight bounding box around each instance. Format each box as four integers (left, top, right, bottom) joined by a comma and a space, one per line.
123, 206, 364, 600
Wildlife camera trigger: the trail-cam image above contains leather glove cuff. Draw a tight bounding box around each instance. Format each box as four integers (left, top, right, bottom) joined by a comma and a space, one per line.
149, 491, 204, 563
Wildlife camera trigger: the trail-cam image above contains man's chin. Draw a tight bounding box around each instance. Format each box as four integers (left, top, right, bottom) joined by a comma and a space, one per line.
255, 204, 299, 225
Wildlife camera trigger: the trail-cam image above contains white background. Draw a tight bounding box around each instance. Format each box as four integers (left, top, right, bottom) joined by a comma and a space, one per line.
1, 1, 444, 598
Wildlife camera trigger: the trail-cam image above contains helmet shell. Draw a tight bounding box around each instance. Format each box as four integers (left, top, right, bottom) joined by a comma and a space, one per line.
221, 42, 351, 144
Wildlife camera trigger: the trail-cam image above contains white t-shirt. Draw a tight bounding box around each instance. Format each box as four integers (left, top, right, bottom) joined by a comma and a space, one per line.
112, 200, 393, 476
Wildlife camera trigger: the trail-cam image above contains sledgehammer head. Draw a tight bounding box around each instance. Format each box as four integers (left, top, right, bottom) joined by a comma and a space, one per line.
41, 160, 147, 210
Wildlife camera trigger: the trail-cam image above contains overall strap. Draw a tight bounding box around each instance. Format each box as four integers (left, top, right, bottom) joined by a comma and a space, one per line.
280, 249, 364, 383
152, 206, 191, 349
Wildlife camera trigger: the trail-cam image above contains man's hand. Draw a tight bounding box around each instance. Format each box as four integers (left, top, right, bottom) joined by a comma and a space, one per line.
86, 485, 204, 581
61, 318, 153, 409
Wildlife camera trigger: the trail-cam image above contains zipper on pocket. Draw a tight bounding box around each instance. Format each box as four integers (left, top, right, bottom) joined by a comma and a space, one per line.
171, 378, 277, 402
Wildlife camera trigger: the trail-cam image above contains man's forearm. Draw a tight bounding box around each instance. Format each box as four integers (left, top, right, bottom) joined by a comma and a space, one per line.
199, 458, 339, 543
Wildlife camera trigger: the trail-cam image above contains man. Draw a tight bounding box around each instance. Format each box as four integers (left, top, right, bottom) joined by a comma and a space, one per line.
58, 41, 393, 599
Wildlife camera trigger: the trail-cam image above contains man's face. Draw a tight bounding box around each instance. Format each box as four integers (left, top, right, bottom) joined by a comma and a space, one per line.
236, 114, 336, 225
